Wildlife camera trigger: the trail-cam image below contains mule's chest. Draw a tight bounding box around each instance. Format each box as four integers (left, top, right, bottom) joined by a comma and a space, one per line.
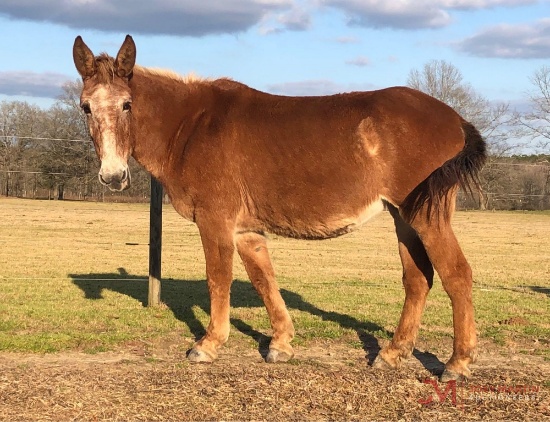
164, 187, 196, 222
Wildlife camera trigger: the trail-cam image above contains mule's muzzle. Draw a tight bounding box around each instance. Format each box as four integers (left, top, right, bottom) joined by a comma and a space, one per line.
98, 167, 131, 191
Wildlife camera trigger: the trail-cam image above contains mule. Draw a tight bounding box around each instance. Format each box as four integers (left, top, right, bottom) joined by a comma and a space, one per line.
73, 35, 486, 381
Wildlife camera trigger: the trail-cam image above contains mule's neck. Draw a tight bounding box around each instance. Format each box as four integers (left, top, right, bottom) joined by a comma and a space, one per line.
129, 69, 213, 182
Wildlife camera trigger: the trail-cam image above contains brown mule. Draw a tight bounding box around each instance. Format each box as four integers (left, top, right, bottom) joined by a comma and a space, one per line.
73, 35, 486, 381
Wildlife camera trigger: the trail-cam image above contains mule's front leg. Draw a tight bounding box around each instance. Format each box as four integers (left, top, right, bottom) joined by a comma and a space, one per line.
188, 222, 235, 363
236, 232, 295, 362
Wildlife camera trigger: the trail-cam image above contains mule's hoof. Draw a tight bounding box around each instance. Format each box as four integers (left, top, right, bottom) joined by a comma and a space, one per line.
440, 369, 466, 383
266, 348, 293, 363
187, 348, 215, 363
372, 355, 395, 370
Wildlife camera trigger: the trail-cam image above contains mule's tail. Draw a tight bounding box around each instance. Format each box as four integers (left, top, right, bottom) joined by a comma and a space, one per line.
401, 120, 487, 223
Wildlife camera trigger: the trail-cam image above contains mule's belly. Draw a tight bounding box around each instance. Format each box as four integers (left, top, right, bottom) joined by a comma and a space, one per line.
336, 198, 386, 231
240, 198, 386, 240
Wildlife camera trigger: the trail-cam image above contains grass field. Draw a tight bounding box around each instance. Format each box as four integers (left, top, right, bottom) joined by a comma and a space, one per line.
0, 197, 548, 356
0, 197, 549, 420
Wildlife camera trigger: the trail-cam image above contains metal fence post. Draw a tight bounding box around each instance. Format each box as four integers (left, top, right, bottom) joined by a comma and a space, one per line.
148, 176, 162, 307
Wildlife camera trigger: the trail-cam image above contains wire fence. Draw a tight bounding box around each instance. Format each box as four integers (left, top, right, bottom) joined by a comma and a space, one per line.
0, 135, 151, 201
1, 136, 549, 209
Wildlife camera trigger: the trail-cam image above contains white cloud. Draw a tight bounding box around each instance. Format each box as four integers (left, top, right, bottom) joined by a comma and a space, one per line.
278, 7, 311, 31
321, 0, 536, 30
442, 0, 535, 9
346, 56, 371, 67
259, 5, 312, 35
334, 36, 360, 44
0, 0, 538, 35
0, 71, 70, 98
456, 18, 550, 58
0, 0, 294, 36
323, 0, 450, 30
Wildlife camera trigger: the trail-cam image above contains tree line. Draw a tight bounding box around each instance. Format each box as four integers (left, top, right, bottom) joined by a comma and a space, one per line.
0, 82, 150, 202
0, 61, 549, 209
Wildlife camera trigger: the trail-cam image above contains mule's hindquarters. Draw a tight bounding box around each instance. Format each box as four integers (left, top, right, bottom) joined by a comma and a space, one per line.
374, 121, 485, 380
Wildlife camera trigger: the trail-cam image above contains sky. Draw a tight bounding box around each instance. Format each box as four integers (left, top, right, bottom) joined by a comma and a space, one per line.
0, 0, 549, 110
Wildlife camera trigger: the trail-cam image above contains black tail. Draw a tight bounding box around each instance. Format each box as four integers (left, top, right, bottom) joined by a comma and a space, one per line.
401, 121, 487, 223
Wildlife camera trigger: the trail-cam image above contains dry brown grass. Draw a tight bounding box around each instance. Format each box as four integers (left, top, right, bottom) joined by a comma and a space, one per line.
0, 198, 548, 420
0, 337, 548, 421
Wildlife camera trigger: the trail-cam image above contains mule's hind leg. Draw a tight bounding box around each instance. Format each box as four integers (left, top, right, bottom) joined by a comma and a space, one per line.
236, 232, 295, 362
410, 202, 477, 381
373, 205, 434, 370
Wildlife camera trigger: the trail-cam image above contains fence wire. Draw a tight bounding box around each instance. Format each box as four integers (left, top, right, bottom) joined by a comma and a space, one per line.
1, 136, 549, 209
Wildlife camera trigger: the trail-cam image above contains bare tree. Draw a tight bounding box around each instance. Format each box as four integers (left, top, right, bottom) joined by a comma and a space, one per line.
407, 60, 484, 118
407, 60, 515, 157
0, 82, 153, 201
518, 66, 550, 153
0, 101, 48, 196
57, 80, 88, 138
407, 60, 523, 209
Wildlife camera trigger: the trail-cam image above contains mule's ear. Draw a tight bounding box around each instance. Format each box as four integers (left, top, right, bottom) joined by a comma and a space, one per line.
114, 35, 136, 78
73, 36, 97, 79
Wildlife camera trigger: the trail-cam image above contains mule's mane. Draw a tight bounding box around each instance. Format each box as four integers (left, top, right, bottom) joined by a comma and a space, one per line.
94, 53, 206, 85
137, 67, 205, 84
94, 54, 117, 84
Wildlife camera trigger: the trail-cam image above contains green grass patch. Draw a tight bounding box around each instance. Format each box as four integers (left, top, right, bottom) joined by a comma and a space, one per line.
0, 198, 548, 358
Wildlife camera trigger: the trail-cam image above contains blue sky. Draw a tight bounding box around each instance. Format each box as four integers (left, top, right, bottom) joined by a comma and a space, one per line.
0, 0, 549, 109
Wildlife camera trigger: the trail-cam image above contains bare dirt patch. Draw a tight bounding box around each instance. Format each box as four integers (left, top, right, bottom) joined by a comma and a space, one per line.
0, 338, 548, 421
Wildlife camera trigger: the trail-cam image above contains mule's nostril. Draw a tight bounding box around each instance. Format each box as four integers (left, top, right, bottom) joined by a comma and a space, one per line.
98, 173, 108, 185
121, 169, 128, 182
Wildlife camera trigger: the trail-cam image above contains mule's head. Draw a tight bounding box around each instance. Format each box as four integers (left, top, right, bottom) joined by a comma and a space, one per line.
73, 35, 136, 191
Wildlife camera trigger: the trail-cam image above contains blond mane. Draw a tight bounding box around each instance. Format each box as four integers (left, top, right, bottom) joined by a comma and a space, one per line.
93, 53, 206, 85
135, 66, 205, 84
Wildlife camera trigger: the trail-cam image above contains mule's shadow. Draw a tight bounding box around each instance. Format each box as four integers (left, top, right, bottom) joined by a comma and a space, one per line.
528, 286, 550, 297
70, 268, 444, 375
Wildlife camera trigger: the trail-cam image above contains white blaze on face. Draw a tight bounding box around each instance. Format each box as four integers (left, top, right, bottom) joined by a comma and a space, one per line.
94, 87, 126, 173
87, 85, 131, 191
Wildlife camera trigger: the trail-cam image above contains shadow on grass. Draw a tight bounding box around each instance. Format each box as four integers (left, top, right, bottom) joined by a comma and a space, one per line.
70, 268, 444, 375
529, 286, 550, 297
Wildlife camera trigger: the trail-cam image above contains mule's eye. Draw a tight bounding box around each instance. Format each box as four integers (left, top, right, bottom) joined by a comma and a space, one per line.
81, 103, 91, 115
122, 101, 132, 112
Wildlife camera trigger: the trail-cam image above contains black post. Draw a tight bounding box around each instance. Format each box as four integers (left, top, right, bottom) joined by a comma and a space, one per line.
148, 176, 163, 306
